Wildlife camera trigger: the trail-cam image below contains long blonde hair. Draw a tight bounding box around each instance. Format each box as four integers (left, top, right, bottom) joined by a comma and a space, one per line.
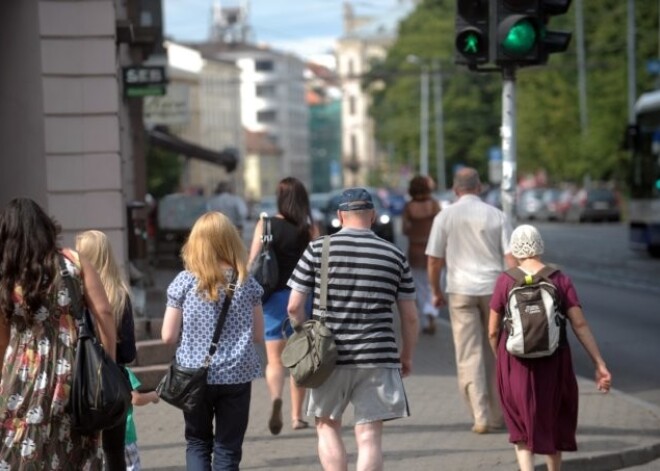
75, 230, 130, 330
182, 212, 248, 301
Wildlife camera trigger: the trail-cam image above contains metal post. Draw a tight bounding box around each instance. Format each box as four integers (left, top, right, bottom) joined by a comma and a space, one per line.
627, 0, 636, 125
432, 59, 447, 191
501, 67, 517, 223
575, 0, 588, 133
420, 65, 430, 176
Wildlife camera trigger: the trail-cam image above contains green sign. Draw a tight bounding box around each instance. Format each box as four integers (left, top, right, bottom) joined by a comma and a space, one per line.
125, 85, 166, 98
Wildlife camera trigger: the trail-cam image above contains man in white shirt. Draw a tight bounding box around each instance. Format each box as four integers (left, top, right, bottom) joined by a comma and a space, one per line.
426, 167, 517, 434
206, 181, 248, 235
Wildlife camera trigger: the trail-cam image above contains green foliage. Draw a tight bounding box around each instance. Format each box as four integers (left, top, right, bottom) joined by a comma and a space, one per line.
366, 0, 659, 188
146, 145, 183, 198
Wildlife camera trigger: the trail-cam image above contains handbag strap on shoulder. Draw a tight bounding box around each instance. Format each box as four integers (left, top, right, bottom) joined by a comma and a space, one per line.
261, 216, 273, 245
319, 236, 330, 317
58, 254, 83, 321
204, 273, 237, 365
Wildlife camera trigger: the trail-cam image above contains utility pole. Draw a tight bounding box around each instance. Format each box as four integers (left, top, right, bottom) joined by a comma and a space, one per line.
432, 58, 447, 191
575, 0, 588, 132
420, 65, 430, 176
627, 0, 636, 125
501, 68, 517, 222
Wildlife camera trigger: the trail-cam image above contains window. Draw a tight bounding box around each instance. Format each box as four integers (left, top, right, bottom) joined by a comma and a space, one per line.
257, 110, 277, 123
255, 60, 274, 72
256, 84, 276, 97
349, 95, 356, 115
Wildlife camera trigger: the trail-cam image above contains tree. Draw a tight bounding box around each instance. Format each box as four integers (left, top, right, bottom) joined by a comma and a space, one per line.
146, 145, 183, 198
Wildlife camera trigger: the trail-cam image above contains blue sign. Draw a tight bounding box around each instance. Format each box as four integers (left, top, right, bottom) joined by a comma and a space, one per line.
489, 146, 503, 161
647, 59, 660, 75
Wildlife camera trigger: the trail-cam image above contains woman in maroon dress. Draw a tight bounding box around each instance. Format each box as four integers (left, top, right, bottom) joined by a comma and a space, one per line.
488, 224, 611, 471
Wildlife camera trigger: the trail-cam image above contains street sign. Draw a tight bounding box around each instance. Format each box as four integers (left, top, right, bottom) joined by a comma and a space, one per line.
647, 59, 660, 75
122, 66, 167, 98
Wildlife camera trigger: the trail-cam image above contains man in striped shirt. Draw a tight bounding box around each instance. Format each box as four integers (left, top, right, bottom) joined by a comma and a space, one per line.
288, 187, 419, 471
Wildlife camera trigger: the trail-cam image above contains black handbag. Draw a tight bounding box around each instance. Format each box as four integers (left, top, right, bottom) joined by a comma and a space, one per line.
249, 216, 279, 301
60, 256, 132, 435
156, 277, 236, 413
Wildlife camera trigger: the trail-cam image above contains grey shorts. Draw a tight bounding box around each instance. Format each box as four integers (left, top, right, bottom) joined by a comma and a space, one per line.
306, 367, 410, 424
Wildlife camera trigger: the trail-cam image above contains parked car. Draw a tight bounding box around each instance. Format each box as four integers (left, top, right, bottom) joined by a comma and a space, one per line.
516, 188, 546, 221
434, 190, 456, 210
481, 186, 502, 209
321, 189, 395, 242
536, 188, 565, 221
565, 188, 621, 223
258, 194, 325, 231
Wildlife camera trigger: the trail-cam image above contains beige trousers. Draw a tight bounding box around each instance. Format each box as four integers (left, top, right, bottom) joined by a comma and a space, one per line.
447, 293, 503, 427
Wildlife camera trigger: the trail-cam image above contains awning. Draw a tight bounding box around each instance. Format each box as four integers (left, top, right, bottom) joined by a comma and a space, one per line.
147, 126, 238, 172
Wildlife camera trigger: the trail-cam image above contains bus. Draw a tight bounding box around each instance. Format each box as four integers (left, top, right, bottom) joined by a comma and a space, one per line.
630, 90, 660, 257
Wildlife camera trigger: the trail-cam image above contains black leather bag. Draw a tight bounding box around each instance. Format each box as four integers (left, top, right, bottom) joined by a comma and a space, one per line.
249, 216, 279, 301
157, 279, 235, 413
60, 257, 132, 435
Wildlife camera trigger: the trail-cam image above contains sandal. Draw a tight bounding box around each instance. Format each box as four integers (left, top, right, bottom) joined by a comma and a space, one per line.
268, 398, 283, 435
292, 419, 309, 430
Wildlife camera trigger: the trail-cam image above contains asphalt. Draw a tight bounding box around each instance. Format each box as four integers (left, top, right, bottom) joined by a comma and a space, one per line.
131, 266, 660, 471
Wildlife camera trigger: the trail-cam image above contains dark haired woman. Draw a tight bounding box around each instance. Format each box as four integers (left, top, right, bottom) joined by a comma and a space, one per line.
0, 198, 116, 469
248, 177, 319, 434
402, 175, 441, 334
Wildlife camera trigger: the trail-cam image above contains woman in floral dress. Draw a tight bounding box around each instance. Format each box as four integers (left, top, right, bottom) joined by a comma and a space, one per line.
0, 198, 117, 470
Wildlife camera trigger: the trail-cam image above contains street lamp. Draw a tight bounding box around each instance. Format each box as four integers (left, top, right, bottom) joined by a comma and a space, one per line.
407, 55, 429, 177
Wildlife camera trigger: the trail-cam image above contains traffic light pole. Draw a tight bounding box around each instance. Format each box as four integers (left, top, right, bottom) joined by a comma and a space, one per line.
500, 66, 517, 223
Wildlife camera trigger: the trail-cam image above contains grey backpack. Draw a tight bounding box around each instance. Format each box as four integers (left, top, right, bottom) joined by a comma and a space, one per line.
504, 266, 565, 358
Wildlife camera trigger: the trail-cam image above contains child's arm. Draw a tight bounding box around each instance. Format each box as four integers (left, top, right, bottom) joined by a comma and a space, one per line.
132, 390, 160, 407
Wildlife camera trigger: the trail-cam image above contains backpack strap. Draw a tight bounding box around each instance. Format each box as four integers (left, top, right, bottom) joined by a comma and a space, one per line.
506, 266, 557, 287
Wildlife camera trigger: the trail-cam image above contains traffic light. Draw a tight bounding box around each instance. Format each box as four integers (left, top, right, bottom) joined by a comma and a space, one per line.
455, 0, 490, 68
493, 0, 572, 67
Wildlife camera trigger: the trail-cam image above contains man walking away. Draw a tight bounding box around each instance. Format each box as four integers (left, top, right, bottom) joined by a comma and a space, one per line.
206, 181, 248, 234
426, 167, 517, 434
288, 187, 419, 471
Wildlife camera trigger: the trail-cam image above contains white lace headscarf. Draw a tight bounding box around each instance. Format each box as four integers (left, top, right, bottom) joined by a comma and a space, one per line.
510, 224, 544, 259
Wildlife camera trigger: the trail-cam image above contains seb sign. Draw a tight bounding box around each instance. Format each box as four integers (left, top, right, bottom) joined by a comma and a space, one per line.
122, 66, 167, 97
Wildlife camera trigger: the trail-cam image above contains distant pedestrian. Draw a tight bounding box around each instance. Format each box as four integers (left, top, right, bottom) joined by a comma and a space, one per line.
124, 367, 159, 471
402, 175, 441, 334
287, 187, 419, 471
488, 224, 612, 471
76, 229, 137, 471
248, 177, 319, 434
207, 181, 248, 235
161, 212, 264, 470
426, 167, 517, 434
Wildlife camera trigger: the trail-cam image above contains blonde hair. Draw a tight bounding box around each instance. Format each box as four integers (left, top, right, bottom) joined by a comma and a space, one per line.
182, 212, 248, 301
75, 230, 130, 331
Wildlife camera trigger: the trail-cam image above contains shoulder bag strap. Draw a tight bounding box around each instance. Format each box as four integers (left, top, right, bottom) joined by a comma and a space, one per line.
261, 216, 273, 246
204, 273, 237, 366
319, 236, 330, 318
58, 254, 83, 321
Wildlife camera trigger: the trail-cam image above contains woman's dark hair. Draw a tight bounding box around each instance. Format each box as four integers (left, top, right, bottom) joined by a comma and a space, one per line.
0, 198, 61, 323
276, 177, 312, 239
408, 175, 433, 200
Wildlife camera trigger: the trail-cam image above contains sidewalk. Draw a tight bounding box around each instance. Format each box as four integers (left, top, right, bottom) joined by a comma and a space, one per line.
133, 289, 660, 471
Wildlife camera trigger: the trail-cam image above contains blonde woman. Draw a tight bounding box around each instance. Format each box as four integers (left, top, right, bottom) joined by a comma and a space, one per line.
76, 229, 136, 471
162, 212, 264, 470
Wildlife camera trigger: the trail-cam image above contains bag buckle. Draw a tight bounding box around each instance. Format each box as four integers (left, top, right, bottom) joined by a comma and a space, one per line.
226, 283, 237, 292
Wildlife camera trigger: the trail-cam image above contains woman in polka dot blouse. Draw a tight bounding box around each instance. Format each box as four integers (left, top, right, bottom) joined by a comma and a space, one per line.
161, 212, 264, 470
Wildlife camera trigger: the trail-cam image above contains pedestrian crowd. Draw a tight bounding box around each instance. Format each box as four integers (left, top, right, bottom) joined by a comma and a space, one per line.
0, 168, 611, 471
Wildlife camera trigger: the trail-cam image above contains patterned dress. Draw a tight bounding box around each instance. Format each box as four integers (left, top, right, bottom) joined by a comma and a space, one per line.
0, 249, 102, 470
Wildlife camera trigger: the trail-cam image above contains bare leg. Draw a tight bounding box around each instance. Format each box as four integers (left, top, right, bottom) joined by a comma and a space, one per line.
545, 452, 562, 471
290, 376, 307, 425
265, 340, 286, 434
316, 417, 347, 471
355, 421, 384, 471
514, 442, 535, 471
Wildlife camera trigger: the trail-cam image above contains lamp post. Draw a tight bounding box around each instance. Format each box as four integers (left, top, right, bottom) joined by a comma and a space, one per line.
407, 55, 429, 177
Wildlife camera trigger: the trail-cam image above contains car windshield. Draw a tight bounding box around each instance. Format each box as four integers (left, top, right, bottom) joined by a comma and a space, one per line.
326, 192, 385, 212
588, 189, 616, 202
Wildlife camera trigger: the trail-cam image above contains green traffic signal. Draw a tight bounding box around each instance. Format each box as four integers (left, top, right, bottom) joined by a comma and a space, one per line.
456, 28, 486, 58
501, 18, 537, 56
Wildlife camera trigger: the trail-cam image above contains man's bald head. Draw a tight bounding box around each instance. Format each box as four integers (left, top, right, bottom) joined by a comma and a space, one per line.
453, 167, 481, 196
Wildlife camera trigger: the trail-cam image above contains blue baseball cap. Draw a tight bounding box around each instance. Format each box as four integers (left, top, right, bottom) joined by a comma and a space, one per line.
338, 188, 374, 211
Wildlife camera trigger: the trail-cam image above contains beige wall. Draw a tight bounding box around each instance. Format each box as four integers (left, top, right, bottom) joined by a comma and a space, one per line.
0, 1, 129, 267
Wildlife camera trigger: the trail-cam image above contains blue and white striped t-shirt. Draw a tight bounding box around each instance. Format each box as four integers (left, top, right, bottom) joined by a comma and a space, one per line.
288, 228, 416, 368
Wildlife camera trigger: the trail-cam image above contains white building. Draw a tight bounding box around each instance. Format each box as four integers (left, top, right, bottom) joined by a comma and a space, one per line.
335, 1, 417, 186
195, 42, 310, 195
144, 41, 243, 196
